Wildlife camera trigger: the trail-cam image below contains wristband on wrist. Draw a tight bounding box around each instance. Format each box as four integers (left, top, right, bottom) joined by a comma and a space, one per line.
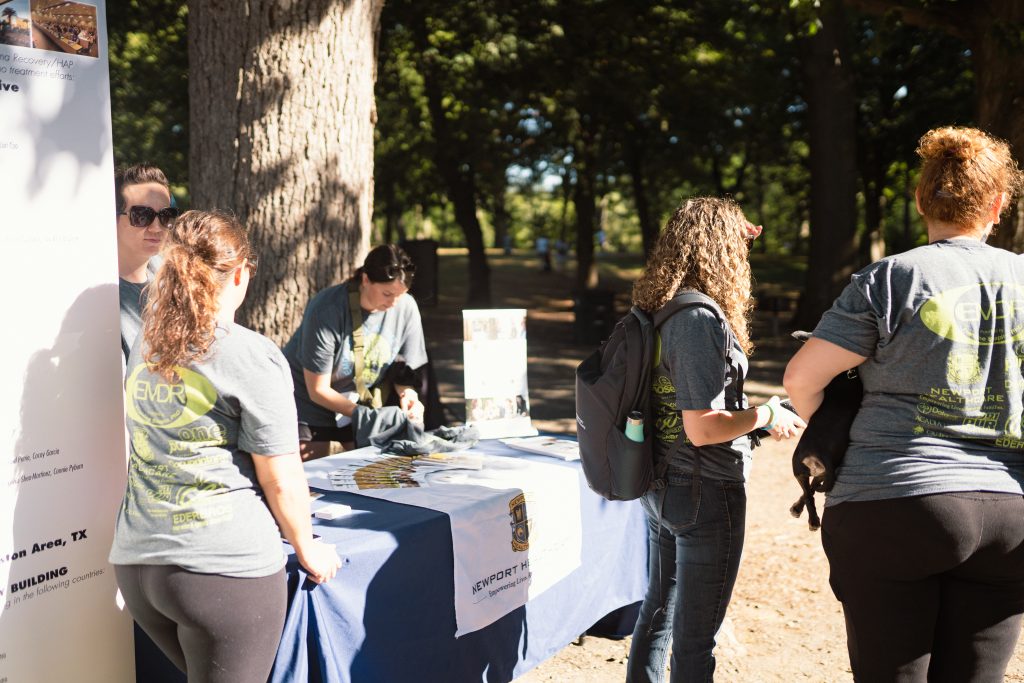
761, 402, 777, 430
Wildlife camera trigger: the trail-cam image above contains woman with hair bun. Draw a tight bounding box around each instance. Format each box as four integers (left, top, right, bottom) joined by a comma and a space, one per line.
785, 126, 1024, 680
626, 197, 805, 682
282, 244, 428, 460
110, 210, 341, 682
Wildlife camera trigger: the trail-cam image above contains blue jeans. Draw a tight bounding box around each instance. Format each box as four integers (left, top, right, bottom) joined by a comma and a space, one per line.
626, 473, 747, 683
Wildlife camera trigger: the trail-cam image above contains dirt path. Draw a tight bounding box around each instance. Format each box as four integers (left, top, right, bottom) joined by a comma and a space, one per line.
420, 248, 1024, 682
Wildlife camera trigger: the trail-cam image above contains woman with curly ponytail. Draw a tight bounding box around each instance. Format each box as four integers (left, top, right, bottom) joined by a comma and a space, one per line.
785, 126, 1024, 679
110, 210, 341, 682
627, 197, 805, 682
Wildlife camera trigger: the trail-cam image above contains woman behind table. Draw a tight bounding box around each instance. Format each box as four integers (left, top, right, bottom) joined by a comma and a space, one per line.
282, 244, 428, 460
626, 197, 804, 682
110, 210, 341, 682
784, 126, 1024, 681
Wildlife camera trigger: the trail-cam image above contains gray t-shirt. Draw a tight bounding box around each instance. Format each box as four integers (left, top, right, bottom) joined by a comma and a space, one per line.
110, 323, 298, 577
281, 281, 428, 426
813, 239, 1024, 505
652, 305, 752, 482
119, 258, 161, 365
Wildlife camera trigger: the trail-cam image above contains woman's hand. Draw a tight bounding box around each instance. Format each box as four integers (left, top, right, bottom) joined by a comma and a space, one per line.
762, 395, 806, 441
400, 388, 425, 424
296, 539, 343, 584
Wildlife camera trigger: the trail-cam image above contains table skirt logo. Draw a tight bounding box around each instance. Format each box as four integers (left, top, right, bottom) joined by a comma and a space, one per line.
508, 493, 530, 552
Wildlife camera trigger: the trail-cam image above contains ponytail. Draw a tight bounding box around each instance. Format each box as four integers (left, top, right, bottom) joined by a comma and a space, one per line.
142, 210, 251, 379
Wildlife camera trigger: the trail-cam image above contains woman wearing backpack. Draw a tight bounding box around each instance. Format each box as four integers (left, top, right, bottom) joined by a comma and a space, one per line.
626, 197, 805, 682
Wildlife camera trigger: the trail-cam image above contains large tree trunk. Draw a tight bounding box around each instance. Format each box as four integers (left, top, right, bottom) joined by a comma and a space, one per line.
794, 0, 860, 330
189, 0, 384, 344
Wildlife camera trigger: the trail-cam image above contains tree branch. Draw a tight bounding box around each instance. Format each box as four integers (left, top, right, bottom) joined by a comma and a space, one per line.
842, 0, 973, 42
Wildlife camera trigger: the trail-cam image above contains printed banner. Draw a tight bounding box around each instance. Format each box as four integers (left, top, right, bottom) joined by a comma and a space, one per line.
0, 2, 134, 681
462, 309, 538, 439
304, 445, 582, 636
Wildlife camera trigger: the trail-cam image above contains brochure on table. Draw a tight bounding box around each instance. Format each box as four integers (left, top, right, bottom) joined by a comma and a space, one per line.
0, 3, 134, 681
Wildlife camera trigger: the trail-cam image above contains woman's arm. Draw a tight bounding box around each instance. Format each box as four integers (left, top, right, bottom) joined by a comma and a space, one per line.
253, 452, 341, 584
304, 369, 359, 417
682, 397, 805, 447
783, 337, 867, 420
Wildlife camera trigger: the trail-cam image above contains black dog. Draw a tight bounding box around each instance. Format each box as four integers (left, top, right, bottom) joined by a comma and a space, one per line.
788, 332, 863, 531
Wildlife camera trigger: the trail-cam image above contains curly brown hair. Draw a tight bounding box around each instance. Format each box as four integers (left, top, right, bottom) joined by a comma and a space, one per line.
632, 197, 754, 354
142, 210, 253, 379
916, 126, 1024, 227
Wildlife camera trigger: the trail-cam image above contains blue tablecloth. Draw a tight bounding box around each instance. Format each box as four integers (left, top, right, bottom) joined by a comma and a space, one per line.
136, 441, 647, 682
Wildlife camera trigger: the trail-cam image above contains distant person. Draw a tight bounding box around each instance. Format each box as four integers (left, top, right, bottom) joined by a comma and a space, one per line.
282, 244, 428, 460
554, 238, 569, 271
595, 229, 607, 251
116, 163, 177, 366
110, 210, 341, 682
502, 233, 513, 255
784, 126, 1024, 681
627, 197, 804, 682
535, 235, 551, 272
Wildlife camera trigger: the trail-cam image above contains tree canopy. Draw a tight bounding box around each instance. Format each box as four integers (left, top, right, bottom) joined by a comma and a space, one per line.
109, 0, 1020, 325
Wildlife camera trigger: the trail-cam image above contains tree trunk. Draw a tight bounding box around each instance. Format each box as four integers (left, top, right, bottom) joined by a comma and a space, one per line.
859, 144, 887, 265
795, 0, 860, 330
972, 0, 1024, 252
491, 188, 509, 250
412, 17, 491, 305
188, 0, 384, 344
573, 134, 599, 290
625, 136, 658, 262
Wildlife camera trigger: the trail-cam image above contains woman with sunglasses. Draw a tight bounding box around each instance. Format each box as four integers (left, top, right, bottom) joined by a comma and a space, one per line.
115, 163, 179, 365
110, 210, 341, 682
282, 244, 428, 460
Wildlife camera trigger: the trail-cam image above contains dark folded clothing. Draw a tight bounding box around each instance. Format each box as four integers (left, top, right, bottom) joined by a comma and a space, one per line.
352, 405, 479, 454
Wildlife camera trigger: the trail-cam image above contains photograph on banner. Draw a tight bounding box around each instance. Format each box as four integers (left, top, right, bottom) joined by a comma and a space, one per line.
0, 0, 32, 48
30, 0, 99, 58
462, 309, 537, 439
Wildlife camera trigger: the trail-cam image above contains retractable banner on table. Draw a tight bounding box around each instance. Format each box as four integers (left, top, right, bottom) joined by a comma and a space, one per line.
462, 309, 538, 439
0, 2, 135, 681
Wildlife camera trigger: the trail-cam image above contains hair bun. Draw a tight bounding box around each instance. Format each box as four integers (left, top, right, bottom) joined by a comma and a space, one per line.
917, 126, 982, 163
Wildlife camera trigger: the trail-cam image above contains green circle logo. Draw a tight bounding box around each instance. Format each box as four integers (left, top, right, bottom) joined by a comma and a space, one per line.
126, 365, 218, 429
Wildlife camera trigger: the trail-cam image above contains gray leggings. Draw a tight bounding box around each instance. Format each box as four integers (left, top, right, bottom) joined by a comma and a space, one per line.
115, 564, 287, 683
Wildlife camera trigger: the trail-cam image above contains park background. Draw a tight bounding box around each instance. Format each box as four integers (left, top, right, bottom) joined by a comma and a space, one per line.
100, 0, 1024, 679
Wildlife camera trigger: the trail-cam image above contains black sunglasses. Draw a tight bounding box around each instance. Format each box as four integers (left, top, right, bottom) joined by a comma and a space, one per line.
383, 262, 415, 280
119, 205, 179, 229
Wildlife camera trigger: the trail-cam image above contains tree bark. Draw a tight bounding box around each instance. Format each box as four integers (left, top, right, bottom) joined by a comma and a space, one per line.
188, 0, 384, 344
795, 0, 860, 330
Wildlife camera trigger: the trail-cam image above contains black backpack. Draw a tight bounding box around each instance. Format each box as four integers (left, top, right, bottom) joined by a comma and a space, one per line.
574, 291, 724, 501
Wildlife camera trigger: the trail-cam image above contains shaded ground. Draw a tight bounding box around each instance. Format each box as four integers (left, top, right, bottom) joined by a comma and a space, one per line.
419, 248, 1024, 682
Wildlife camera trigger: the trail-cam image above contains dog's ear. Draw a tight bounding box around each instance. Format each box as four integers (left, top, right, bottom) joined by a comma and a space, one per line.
791, 330, 812, 343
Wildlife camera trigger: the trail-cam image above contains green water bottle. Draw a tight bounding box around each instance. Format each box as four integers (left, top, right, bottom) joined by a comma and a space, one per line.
625, 411, 644, 442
